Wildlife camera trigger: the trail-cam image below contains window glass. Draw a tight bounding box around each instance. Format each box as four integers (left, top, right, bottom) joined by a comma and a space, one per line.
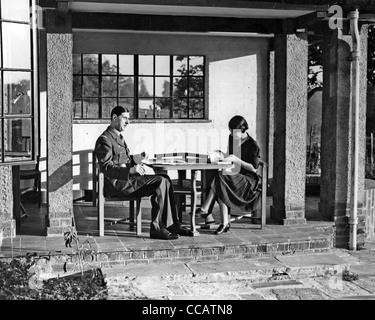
173, 77, 187, 97
189, 77, 204, 97
139, 77, 153, 97
173, 99, 188, 119
155, 98, 171, 118
139, 55, 153, 75
1, 0, 30, 22
173, 56, 188, 76
82, 54, 98, 74
73, 100, 82, 118
139, 98, 153, 118
155, 56, 170, 75
2, 22, 31, 69
189, 99, 204, 118
4, 118, 32, 158
3, 71, 31, 115
119, 77, 134, 97
73, 54, 204, 120
119, 55, 133, 75
102, 55, 117, 75
189, 56, 204, 76
73, 54, 82, 74
83, 76, 99, 97
119, 98, 134, 118
73, 76, 82, 99
102, 98, 117, 118
102, 76, 117, 97
155, 77, 170, 97
82, 98, 99, 118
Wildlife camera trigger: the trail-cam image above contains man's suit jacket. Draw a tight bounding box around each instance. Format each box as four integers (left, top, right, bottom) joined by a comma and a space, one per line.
95, 126, 138, 197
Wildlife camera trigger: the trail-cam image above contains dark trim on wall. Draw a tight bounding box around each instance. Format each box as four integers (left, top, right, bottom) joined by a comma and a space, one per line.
72, 12, 279, 34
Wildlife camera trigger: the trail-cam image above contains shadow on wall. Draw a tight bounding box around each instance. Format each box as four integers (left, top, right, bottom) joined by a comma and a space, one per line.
72, 149, 93, 192
48, 159, 74, 192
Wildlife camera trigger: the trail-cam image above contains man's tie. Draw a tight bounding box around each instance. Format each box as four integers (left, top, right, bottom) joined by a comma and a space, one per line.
119, 134, 123, 141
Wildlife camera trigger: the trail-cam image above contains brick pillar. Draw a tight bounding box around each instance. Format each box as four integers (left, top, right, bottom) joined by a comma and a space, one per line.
319, 25, 368, 248
45, 9, 74, 236
0, 166, 16, 238
270, 30, 308, 225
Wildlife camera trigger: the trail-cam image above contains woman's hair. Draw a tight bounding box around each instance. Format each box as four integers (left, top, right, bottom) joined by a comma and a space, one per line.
228, 115, 249, 133
111, 105, 130, 119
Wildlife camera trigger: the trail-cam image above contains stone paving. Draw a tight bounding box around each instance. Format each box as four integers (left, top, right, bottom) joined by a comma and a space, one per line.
104, 244, 375, 300
2, 197, 374, 300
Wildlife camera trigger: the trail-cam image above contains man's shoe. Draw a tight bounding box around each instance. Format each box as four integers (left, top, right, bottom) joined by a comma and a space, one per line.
150, 229, 179, 240
168, 224, 193, 236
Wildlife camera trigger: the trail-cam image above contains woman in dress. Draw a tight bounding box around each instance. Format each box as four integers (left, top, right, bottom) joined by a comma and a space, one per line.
196, 115, 261, 234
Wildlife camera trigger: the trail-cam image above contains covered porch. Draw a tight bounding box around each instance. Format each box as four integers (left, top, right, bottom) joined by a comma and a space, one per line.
0, 195, 334, 274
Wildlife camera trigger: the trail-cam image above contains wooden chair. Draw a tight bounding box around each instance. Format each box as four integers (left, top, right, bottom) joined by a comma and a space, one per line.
92, 151, 148, 237
19, 155, 42, 217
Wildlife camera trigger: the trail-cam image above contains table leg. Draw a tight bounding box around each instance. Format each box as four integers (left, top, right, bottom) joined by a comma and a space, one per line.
190, 170, 200, 236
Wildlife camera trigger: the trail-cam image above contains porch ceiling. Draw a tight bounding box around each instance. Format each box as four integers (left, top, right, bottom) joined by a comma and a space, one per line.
59, 0, 329, 19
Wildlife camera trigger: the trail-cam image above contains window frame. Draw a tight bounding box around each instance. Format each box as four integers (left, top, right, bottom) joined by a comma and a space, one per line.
73, 54, 206, 121
0, 0, 38, 166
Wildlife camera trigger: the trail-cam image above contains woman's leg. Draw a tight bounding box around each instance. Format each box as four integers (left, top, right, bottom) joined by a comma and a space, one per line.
218, 198, 229, 225
200, 187, 215, 212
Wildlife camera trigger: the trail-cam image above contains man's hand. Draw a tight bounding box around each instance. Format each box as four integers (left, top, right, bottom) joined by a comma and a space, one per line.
132, 152, 149, 164
129, 164, 146, 176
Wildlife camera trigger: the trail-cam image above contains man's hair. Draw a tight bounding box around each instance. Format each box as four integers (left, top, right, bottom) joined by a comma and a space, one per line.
111, 105, 130, 119
228, 115, 249, 133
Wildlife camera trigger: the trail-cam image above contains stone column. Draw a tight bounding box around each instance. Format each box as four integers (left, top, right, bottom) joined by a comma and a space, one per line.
268, 43, 274, 188
270, 30, 308, 225
0, 166, 16, 238
45, 9, 74, 236
319, 24, 368, 248
355, 24, 369, 248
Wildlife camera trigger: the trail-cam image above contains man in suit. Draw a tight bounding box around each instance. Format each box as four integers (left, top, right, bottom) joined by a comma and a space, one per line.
95, 105, 191, 240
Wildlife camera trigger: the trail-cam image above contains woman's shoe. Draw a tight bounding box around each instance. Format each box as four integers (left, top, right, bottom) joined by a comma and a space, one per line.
213, 223, 231, 235
190, 208, 209, 218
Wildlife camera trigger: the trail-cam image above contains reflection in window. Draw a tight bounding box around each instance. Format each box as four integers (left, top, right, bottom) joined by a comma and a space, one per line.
3, 72, 31, 114
4, 118, 32, 157
73, 54, 205, 119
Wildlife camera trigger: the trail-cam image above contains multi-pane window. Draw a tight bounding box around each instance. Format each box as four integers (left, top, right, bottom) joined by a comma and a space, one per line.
73, 54, 205, 119
0, 0, 36, 164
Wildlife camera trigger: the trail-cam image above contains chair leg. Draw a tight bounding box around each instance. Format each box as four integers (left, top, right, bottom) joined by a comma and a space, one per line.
98, 197, 104, 237
37, 178, 42, 208
136, 199, 142, 236
129, 200, 135, 231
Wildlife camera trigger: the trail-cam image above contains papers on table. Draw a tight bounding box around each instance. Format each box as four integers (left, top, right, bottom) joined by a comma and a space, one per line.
141, 158, 187, 165
208, 150, 224, 162
142, 164, 156, 175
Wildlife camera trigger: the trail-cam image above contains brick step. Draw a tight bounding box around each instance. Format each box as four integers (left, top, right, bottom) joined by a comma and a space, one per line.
28, 236, 332, 279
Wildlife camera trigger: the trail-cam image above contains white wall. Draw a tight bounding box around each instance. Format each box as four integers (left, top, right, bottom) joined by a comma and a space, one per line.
72, 31, 269, 192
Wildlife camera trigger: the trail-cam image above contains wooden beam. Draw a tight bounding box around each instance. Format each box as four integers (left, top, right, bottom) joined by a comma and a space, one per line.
72, 12, 278, 34
58, 0, 329, 12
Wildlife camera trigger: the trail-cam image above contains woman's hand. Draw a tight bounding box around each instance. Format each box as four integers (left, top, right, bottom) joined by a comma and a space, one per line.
223, 154, 240, 164
129, 164, 146, 176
